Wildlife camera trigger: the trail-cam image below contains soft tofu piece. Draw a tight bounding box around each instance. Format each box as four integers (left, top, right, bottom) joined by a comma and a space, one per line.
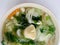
17, 29, 21, 37
38, 34, 52, 42
16, 12, 20, 16
20, 8, 25, 12
24, 25, 36, 40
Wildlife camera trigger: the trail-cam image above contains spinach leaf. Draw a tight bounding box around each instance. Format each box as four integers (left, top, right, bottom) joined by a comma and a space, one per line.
5, 32, 19, 42
19, 38, 35, 45
40, 26, 48, 33
48, 25, 55, 34
40, 28, 45, 33
1, 40, 6, 45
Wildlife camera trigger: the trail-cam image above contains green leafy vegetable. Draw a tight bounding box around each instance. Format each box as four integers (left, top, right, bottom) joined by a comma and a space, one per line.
40, 26, 48, 33
28, 40, 35, 45
46, 15, 51, 20
48, 25, 55, 34
13, 25, 18, 32
5, 32, 35, 45
40, 28, 45, 33
14, 13, 30, 30
1, 40, 5, 45
32, 16, 42, 22
5, 32, 19, 42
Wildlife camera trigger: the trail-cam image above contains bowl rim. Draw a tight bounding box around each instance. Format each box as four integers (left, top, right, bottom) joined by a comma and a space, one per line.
0, 3, 59, 45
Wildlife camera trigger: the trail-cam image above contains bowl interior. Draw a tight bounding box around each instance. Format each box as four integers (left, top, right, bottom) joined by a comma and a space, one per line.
0, 3, 59, 45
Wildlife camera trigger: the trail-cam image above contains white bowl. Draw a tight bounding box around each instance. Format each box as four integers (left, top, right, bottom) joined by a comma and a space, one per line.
0, 3, 59, 45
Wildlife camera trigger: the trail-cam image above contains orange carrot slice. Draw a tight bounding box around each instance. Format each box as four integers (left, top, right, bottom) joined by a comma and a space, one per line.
7, 8, 20, 19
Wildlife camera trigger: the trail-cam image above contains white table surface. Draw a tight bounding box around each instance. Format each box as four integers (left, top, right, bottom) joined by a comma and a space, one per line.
0, 0, 60, 45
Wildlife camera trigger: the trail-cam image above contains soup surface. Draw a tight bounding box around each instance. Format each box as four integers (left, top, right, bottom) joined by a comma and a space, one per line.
2, 7, 55, 45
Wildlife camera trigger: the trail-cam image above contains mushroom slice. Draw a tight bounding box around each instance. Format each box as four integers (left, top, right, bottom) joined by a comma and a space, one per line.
24, 25, 36, 40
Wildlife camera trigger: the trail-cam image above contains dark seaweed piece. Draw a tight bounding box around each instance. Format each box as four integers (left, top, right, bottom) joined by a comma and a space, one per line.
14, 13, 30, 30
40, 25, 49, 33
40, 27, 47, 33
32, 16, 42, 22
31, 23, 38, 28
28, 40, 35, 45
40, 28, 45, 33
39, 16, 42, 21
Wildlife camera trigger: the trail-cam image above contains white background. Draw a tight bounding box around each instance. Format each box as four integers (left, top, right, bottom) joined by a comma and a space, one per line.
0, 0, 60, 45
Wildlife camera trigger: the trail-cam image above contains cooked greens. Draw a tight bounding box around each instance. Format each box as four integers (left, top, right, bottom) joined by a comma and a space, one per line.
32, 16, 42, 22
5, 32, 19, 42
48, 25, 55, 34
1, 40, 5, 45
14, 13, 30, 30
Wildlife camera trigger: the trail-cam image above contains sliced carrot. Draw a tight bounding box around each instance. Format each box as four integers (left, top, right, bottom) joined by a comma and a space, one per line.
7, 8, 20, 19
